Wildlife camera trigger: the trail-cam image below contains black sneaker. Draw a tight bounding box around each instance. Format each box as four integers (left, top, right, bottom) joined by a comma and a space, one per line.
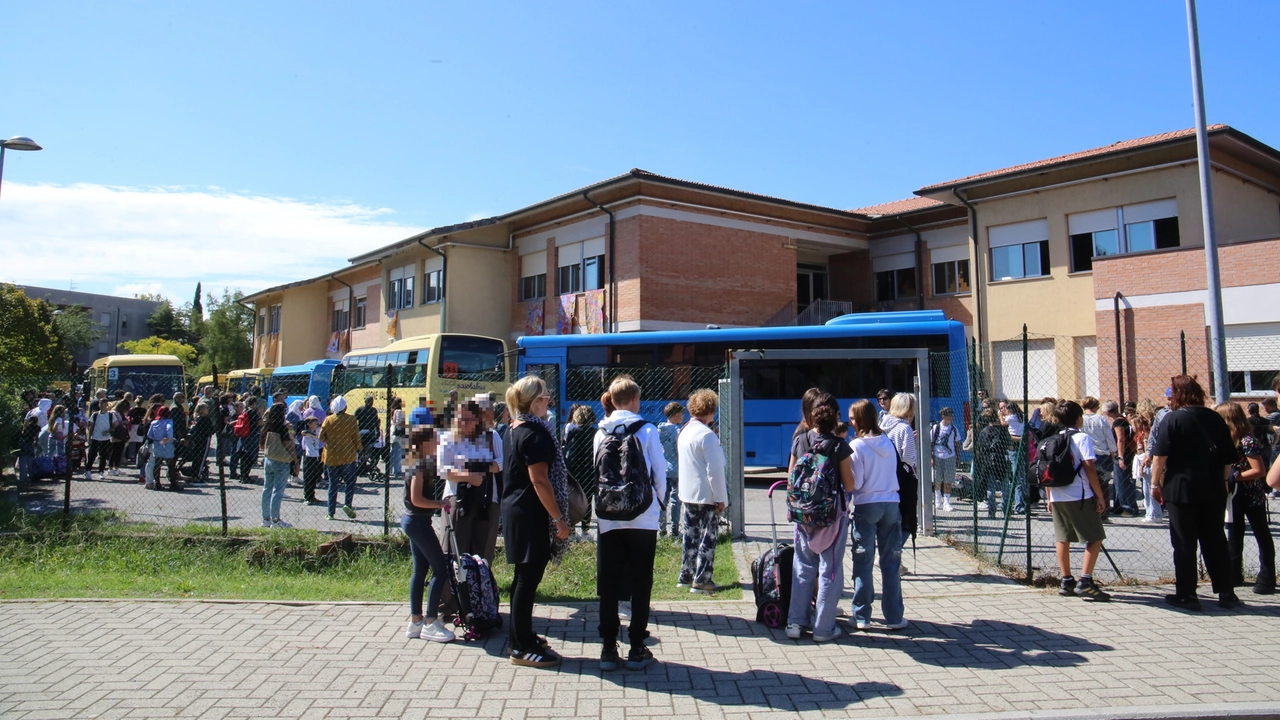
1253, 583, 1276, 595
600, 642, 620, 672
1059, 577, 1077, 596
1219, 592, 1243, 610
1165, 593, 1203, 611
626, 645, 654, 671
510, 646, 561, 668
1077, 578, 1111, 602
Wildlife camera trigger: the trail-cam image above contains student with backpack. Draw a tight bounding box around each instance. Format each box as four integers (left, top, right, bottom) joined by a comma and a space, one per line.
1036, 400, 1110, 602
930, 408, 963, 513
677, 389, 728, 597
785, 395, 855, 642
657, 402, 686, 537
847, 399, 908, 631
592, 376, 666, 671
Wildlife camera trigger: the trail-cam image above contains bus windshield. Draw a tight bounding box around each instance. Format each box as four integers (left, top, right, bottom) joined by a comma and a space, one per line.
440, 335, 504, 377
108, 366, 185, 399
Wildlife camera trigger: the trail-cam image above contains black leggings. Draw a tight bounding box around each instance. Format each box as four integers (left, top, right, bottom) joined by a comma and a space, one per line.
1228, 491, 1276, 586
509, 559, 548, 653
86, 439, 111, 473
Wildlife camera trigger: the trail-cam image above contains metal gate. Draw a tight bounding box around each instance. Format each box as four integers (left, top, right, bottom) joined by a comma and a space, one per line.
723, 348, 934, 538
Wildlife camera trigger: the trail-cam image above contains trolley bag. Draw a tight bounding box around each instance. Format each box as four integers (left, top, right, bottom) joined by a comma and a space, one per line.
752, 479, 794, 628
444, 516, 502, 640
31, 455, 56, 480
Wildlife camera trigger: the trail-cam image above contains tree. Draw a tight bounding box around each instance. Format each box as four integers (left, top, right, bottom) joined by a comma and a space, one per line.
196, 288, 254, 376
0, 283, 71, 377
190, 283, 205, 336
121, 336, 199, 366
53, 304, 105, 357
147, 300, 190, 343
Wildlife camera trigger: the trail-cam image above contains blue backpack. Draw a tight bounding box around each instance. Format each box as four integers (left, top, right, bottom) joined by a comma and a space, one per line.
786, 434, 842, 528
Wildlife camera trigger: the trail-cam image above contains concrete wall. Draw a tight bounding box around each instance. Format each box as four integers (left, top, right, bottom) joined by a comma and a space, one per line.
278, 283, 330, 366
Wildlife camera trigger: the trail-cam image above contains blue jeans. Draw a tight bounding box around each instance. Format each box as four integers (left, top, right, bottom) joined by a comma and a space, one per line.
326, 462, 357, 516
851, 502, 904, 625
400, 513, 449, 619
1141, 464, 1164, 520
389, 440, 404, 478
1110, 457, 1138, 513
17, 455, 33, 483
658, 478, 681, 534
788, 516, 848, 636
262, 458, 290, 522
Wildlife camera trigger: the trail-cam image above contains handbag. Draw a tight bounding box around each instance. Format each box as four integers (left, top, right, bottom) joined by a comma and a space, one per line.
567, 479, 589, 526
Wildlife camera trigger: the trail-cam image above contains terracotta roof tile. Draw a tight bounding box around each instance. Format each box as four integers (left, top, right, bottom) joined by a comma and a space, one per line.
849, 197, 947, 216
919, 125, 1230, 192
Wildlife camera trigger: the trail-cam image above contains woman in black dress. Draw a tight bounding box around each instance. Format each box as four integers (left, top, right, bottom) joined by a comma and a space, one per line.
502, 375, 572, 668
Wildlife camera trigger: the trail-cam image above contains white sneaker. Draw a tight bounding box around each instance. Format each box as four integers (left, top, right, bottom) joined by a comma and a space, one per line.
83, 471, 92, 481
261, 520, 273, 528
618, 601, 632, 621
883, 619, 910, 630
272, 519, 292, 528
942, 501, 954, 513
421, 619, 456, 643
785, 623, 802, 640
933, 496, 941, 510
852, 618, 871, 631
813, 628, 842, 642
406, 620, 423, 639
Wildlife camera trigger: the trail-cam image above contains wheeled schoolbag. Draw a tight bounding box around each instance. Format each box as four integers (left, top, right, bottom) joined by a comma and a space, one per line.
786, 437, 841, 528
752, 542, 794, 627
444, 518, 501, 641
1033, 429, 1081, 488
594, 420, 654, 521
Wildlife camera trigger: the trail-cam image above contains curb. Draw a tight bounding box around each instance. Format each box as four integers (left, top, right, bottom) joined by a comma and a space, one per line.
941, 702, 1280, 720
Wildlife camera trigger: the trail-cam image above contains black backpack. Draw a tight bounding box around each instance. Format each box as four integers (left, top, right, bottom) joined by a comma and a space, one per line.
594, 420, 655, 521
1033, 429, 1081, 488
892, 445, 918, 542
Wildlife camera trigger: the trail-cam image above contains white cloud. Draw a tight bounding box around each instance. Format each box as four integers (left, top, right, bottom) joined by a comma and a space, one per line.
0, 182, 422, 302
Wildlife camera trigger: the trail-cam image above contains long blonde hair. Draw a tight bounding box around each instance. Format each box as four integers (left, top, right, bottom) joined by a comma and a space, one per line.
506, 375, 546, 416
1215, 402, 1252, 445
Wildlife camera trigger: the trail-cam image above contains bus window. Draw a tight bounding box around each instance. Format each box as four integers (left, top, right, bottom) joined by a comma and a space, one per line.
567, 345, 609, 367
440, 335, 504, 375
271, 373, 310, 398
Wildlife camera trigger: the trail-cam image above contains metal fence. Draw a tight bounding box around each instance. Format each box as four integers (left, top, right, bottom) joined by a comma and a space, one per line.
931, 328, 1280, 585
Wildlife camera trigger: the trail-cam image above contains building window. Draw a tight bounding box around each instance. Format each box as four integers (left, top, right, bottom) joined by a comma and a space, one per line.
257, 310, 266, 336
991, 241, 1049, 281
1126, 216, 1180, 253
268, 304, 281, 334
931, 259, 970, 295
1229, 370, 1278, 396
875, 268, 916, 302
1069, 229, 1118, 272
558, 263, 582, 295
423, 270, 443, 304
583, 254, 604, 291
353, 297, 366, 328
332, 299, 350, 333
388, 264, 415, 310
521, 273, 546, 301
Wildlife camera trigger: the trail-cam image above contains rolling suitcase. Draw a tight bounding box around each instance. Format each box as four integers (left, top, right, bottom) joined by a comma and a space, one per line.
444, 516, 502, 640
752, 479, 794, 628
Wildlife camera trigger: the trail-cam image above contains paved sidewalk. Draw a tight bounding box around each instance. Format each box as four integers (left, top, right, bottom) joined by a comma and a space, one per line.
5, 536, 1280, 720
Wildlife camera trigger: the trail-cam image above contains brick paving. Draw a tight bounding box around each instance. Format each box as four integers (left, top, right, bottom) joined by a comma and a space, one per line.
5, 535, 1280, 719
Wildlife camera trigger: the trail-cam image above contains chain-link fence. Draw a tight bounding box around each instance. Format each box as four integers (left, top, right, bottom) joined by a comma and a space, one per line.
930, 328, 1280, 586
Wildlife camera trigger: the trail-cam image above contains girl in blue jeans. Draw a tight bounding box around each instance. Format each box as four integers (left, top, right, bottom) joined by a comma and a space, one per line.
847, 399, 907, 631
786, 395, 856, 642
401, 425, 456, 643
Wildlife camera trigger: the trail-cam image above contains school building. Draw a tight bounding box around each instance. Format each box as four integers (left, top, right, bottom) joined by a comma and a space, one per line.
243, 124, 1280, 403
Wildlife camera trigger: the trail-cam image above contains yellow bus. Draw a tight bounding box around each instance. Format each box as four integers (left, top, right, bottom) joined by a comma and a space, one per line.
87, 355, 186, 400
223, 368, 273, 397
338, 333, 510, 424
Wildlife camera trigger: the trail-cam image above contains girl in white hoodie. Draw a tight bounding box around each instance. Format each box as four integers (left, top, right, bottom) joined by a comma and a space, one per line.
848, 399, 907, 632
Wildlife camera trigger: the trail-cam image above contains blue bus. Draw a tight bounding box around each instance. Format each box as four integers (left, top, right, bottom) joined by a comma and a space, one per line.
518, 311, 968, 468
265, 359, 343, 408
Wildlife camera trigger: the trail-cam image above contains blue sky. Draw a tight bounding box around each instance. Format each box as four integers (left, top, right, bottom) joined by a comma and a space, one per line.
1, 0, 1277, 300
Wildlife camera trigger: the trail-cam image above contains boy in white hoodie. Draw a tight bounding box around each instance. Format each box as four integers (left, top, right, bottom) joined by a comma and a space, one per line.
592, 376, 667, 671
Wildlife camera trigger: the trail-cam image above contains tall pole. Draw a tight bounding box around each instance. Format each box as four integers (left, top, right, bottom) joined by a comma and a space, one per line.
0, 146, 7, 202
1186, 0, 1228, 401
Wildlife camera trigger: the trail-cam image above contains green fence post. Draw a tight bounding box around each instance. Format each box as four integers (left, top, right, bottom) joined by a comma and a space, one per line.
1181, 330, 1188, 375
384, 363, 393, 537
1023, 324, 1032, 583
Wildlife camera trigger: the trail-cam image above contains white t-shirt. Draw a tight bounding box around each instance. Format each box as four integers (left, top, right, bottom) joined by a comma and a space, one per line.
1005, 415, 1024, 439
1046, 430, 1097, 503
438, 429, 501, 499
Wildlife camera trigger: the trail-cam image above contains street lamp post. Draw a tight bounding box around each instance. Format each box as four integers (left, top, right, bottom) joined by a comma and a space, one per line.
0, 135, 43, 202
